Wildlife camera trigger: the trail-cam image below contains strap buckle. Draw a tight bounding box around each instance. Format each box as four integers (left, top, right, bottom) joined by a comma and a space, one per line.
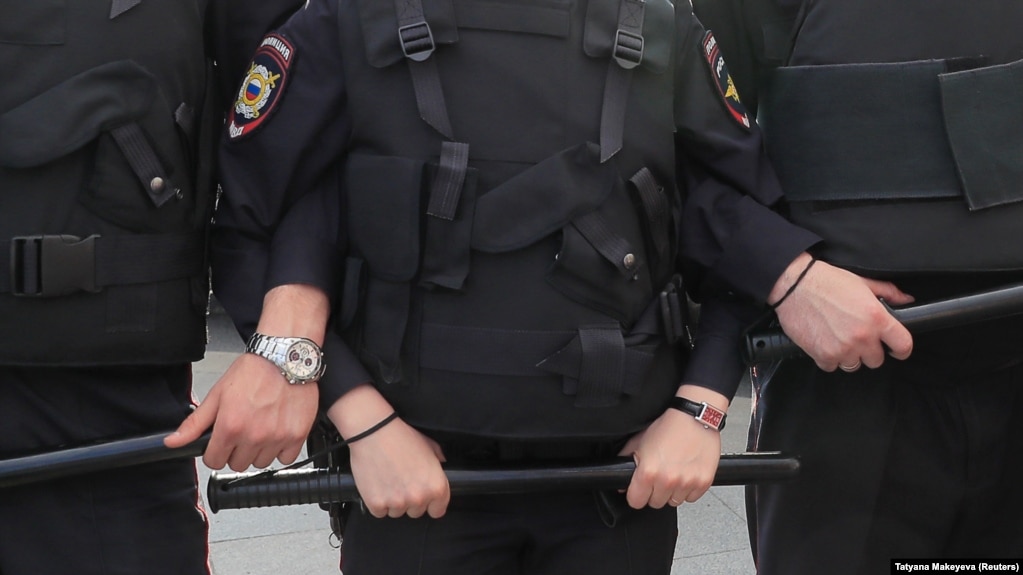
613, 29, 644, 69
10, 234, 99, 297
398, 21, 435, 62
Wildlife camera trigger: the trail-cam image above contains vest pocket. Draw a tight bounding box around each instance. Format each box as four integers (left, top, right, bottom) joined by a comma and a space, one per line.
344, 154, 424, 282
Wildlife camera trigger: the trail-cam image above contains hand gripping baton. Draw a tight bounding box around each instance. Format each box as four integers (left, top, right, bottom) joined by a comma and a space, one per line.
744, 281, 1023, 365
205, 452, 800, 512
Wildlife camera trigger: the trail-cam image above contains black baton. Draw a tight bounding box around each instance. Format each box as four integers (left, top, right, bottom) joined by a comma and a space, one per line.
0, 432, 211, 489
744, 281, 1023, 365
206, 452, 800, 513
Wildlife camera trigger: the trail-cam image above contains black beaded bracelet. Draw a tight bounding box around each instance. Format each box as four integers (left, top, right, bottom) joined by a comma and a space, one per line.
344, 412, 399, 445
770, 256, 818, 310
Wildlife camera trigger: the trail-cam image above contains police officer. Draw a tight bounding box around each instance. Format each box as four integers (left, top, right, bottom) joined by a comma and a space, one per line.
0, 2, 302, 574
693, 0, 1023, 572
181, 0, 915, 573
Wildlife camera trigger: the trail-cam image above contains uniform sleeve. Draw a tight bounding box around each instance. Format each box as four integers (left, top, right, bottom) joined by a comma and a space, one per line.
673, 4, 820, 304
681, 295, 763, 399
205, 0, 308, 110
211, 0, 374, 410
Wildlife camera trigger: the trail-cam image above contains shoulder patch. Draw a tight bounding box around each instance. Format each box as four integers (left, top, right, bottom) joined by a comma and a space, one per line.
227, 33, 296, 140
701, 31, 751, 130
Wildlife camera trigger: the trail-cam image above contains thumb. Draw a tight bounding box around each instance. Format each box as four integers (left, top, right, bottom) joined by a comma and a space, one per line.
164, 398, 217, 448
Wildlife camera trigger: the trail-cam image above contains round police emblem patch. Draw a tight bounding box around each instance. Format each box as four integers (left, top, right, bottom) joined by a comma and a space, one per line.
701, 31, 751, 130
227, 33, 296, 140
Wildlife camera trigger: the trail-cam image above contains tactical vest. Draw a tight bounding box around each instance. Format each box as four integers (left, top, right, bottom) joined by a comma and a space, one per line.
0, 1, 216, 366
335, 0, 688, 440
757, 0, 1023, 275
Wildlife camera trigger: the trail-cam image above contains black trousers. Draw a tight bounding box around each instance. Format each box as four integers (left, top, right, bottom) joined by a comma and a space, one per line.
748, 319, 1023, 575
0, 365, 209, 575
340, 489, 678, 575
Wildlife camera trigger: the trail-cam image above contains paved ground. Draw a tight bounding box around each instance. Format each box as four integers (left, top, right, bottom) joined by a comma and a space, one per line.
198, 313, 758, 575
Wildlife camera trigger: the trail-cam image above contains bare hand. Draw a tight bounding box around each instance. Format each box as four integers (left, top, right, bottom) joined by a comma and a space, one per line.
164, 353, 320, 471
619, 405, 722, 509
772, 254, 915, 371
346, 417, 450, 519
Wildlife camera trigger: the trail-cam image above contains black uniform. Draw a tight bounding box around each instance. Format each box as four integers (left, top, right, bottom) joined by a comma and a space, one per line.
693, 1, 1023, 572
0, 2, 302, 574
212, 0, 819, 573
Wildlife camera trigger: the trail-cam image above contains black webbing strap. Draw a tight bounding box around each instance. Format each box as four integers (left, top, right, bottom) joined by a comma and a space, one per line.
421, 148, 475, 291
109, 0, 141, 19
426, 141, 470, 220
576, 323, 626, 407
110, 123, 180, 207
599, 0, 645, 162
1, 232, 205, 297
571, 211, 641, 278
396, 0, 455, 139
629, 167, 669, 260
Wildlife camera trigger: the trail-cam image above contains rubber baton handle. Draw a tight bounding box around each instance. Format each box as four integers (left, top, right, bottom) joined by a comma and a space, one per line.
0, 432, 211, 489
744, 281, 1023, 365
206, 452, 800, 513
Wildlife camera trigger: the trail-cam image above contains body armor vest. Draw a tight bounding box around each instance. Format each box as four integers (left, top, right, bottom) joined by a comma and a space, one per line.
0, 1, 216, 366
336, 0, 687, 440
758, 0, 1023, 275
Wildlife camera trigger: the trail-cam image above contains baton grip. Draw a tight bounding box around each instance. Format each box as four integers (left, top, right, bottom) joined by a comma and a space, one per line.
206, 452, 800, 513
743, 281, 1023, 365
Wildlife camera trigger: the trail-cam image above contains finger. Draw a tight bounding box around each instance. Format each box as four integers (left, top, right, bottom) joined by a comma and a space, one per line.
165, 399, 216, 448
881, 322, 914, 361
226, 444, 260, 472
426, 496, 449, 519
864, 279, 915, 305
278, 442, 304, 466
250, 447, 280, 470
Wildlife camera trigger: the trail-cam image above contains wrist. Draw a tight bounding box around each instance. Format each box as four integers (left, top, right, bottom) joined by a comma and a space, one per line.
326, 383, 397, 440
767, 252, 817, 309
671, 385, 729, 431
256, 284, 330, 343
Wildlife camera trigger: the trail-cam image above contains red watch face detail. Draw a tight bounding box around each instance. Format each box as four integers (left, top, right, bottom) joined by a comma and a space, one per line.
698, 405, 726, 429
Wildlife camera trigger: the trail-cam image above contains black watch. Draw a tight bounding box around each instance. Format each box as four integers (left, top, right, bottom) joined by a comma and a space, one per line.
668, 396, 727, 431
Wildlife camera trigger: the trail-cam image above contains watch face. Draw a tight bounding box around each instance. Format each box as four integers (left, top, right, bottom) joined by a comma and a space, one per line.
284, 340, 323, 381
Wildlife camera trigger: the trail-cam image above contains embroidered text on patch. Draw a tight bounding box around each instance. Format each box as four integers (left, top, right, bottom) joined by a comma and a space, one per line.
228, 33, 295, 140
702, 31, 750, 130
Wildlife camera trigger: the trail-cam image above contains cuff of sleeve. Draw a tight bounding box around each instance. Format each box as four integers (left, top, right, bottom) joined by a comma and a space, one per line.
680, 297, 762, 400
265, 235, 342, 296
713, 197, 821, 302
317, 331, 374, 410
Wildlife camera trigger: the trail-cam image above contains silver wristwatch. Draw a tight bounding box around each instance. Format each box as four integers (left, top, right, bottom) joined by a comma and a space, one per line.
245, 333, 325, 385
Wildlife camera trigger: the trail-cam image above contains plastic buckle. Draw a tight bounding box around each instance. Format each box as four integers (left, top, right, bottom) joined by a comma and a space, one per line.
398, 21, 435, 62
613, 29, 644, 69
10, 234, 99, 297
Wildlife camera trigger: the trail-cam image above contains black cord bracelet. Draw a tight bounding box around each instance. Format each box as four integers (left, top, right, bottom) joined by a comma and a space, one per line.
344, 412, 399, 445
770, 256, 818, 310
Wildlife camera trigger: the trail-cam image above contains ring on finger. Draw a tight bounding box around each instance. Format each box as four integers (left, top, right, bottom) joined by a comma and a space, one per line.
839, 360, 862, 372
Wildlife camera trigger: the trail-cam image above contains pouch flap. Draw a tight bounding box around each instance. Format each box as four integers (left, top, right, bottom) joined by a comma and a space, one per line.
583, 0, 674, 73
940, 57, 1023, 210
345, 154, 424, 281
0, 60, 156, 168
356, 0, 459, 68
471, 143, 616, 253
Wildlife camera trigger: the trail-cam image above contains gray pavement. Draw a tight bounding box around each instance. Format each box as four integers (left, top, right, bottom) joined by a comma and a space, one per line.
197, 314, 757, 574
